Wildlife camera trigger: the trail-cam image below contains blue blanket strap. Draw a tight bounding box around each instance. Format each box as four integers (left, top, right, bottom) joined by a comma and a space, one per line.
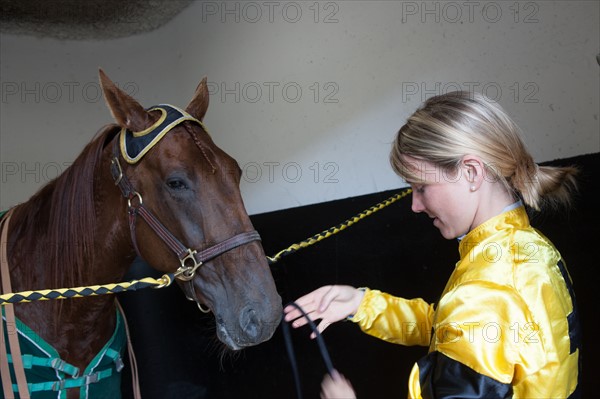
13, 368, 113, 393
7, 354, 80, 377
104, 348, 125, 372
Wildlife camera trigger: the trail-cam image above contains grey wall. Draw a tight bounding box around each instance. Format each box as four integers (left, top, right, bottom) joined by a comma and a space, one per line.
1, 1, 598, 215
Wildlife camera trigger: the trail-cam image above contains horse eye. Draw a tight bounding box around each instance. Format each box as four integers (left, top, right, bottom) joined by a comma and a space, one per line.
166, 178, 189, 191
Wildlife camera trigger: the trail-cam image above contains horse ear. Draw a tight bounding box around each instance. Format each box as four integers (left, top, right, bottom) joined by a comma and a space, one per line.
186, 77, 209, 121
98, 68, 152, 132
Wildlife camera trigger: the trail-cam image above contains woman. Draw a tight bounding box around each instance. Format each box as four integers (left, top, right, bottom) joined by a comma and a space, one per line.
284, 92, 581, 398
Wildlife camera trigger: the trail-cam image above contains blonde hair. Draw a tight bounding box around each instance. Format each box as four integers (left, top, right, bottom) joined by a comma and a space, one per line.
390, 91, 578, 211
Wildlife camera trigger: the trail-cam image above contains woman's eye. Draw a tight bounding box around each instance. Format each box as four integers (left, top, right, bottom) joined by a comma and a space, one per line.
414, 185, 425, 194
167, 179, 188, 191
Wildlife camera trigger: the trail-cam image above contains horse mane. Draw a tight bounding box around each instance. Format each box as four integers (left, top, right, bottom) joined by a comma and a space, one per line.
11, 124, 120, 292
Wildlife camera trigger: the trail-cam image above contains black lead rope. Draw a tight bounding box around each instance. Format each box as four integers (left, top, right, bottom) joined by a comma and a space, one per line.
282, 302, 335, 399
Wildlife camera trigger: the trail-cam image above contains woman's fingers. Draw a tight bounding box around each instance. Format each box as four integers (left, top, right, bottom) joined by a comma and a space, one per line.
283, 285, 362, 337
283, 302, 319, 324
320, 370, 356, 399
283, 286, 332, 321
310, 319, 331, 339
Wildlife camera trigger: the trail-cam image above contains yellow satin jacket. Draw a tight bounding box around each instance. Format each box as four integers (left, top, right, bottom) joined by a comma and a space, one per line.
350, 206, 581, 398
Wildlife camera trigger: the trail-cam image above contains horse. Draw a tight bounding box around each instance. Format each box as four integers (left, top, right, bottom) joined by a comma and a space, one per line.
0, 69, 282, 398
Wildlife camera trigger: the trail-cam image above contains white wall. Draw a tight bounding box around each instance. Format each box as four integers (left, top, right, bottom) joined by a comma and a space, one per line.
1, 1, 598, 215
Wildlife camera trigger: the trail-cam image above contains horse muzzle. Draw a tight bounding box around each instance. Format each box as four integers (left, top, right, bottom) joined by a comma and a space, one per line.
215, 301, 282, 350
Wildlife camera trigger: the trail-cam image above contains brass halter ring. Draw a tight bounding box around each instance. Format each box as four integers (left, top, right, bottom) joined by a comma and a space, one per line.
197, 302, 211, 313
127, 192, 143, 209
175, 249, 203, 281
178, 252, 211, 313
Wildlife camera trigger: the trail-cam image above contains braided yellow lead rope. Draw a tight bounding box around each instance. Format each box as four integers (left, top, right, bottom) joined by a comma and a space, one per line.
0, 276, 174, 304
266, 188, 412, 264
0, 189, 412, 305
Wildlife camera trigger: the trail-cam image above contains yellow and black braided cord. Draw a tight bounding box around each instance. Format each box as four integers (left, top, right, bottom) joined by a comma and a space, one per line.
0, 275, 175, 305
266, 188, 412, 264
1, 188, 411, 305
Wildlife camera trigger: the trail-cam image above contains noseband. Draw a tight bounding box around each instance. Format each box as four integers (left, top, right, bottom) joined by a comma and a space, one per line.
109, 105, 261, 299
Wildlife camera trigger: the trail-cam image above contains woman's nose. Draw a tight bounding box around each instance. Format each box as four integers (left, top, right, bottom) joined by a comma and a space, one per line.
411, 194, 425, 213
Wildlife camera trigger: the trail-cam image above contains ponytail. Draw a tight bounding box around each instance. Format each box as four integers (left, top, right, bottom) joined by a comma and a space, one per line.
512, 162, 579, 211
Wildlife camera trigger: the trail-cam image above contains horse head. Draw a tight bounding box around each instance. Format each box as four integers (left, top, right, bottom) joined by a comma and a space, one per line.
99, 70, 282, 350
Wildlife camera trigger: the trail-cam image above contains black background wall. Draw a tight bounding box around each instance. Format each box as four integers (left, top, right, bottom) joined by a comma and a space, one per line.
120, 152, 598, 398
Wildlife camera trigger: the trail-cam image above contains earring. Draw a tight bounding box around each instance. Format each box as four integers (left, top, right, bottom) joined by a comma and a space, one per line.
470, 185, 476, 192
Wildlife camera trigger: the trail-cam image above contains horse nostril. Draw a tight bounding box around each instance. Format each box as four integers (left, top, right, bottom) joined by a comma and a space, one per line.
239, 306, 261, 341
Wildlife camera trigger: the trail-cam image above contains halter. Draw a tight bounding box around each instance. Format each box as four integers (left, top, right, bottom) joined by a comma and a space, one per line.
110, 104, 262, 302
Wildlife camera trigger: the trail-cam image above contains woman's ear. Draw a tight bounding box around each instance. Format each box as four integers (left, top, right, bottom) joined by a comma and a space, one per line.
461, 155, 486, 192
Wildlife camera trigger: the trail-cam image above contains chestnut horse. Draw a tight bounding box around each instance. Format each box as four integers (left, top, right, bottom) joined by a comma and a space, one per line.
0, 70, 282, 398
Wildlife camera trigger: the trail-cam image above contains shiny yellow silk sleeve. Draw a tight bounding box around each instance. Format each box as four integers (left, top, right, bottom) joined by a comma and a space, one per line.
349, 288, 435, 346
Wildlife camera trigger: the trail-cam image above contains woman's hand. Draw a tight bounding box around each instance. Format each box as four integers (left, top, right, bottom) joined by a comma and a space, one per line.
283, 285, 366, 338
321, 370, 356, 399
